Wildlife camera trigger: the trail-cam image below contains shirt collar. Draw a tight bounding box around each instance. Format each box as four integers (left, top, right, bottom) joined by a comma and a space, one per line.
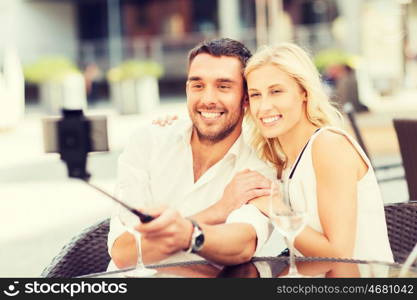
177, 119, 194, 145
225, 132, 245, 159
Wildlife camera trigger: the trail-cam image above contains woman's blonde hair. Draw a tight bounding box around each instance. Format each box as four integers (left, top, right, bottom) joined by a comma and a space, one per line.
244, 43, 343, 178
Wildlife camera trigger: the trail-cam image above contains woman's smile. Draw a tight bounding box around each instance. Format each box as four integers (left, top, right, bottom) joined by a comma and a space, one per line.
260, 114, 283, 126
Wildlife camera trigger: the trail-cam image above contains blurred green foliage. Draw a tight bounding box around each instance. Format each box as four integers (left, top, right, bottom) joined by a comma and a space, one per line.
107, 60, 164, 82
314, 49, 357, 72
24, 56, 80, 84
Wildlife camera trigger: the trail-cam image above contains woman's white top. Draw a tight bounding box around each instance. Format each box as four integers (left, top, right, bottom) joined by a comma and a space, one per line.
283, 127, 394, 262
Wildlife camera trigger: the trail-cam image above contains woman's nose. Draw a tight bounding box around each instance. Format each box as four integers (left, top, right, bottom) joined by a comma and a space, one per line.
258, 96, 274, 112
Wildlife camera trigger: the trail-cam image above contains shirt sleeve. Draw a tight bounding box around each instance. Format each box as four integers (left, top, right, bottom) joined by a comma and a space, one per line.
225, 204, 273, 256
246, 159, 276, 181
107, 126, 154, 257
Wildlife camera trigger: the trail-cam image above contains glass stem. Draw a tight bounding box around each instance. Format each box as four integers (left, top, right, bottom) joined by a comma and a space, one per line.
287, 236, 299, 276
132, 232, 157, 276
135, 233, 145, 269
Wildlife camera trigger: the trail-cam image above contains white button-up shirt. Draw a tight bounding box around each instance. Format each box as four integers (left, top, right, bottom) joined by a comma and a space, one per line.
107, 119, 276, 270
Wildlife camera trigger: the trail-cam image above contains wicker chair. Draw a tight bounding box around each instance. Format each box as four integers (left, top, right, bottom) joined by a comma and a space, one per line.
41, 219, 111, 278
343, 104, 403, 182
393, 119, 417, 200
384, 201, 417, 264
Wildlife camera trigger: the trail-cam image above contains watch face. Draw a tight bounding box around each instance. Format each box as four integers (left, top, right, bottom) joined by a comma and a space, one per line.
195, 234, 204, 249
189, 220, 204, 253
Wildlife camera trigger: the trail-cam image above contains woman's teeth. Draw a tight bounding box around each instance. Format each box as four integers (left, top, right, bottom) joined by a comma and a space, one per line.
261, 115, 281, 124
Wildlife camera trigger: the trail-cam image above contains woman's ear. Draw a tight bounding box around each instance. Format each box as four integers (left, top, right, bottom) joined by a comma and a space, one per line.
243, 94, 249, 108
302, 91, 307, 102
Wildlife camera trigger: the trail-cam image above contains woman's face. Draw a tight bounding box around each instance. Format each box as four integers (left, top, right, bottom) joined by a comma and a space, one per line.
247, 64, 307, 139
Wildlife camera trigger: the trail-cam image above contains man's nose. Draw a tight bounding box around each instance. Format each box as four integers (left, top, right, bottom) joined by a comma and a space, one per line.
200, 87, 217, 106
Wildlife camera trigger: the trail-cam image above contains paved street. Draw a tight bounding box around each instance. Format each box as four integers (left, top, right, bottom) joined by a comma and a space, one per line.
0, 96, 414, 277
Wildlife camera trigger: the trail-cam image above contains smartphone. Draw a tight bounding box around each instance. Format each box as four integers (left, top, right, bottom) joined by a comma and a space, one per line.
42, 115, 109, 153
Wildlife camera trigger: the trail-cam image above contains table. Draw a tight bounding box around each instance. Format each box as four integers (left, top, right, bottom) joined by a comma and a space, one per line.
84, 257, 417, 278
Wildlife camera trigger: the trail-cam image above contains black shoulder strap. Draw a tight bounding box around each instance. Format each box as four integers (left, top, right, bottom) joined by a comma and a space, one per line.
288, 128, 320, 179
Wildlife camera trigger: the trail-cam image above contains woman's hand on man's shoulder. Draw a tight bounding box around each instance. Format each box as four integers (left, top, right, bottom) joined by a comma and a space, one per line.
152, 115, 178, 127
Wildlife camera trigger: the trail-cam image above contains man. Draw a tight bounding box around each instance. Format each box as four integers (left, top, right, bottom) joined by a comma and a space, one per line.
335, 64, 368, 113
108, 38, 276, 270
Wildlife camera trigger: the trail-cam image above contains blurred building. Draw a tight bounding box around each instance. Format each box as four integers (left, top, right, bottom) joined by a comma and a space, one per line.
1, 0, 415, 102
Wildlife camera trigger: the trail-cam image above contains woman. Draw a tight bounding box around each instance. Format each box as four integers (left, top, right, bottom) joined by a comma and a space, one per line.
245, 43, 393, 262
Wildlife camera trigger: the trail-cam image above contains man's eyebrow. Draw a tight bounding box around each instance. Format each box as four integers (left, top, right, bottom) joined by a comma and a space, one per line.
187, 76, 201, 81
216, 78, 235, 83
187, 77, 236, 83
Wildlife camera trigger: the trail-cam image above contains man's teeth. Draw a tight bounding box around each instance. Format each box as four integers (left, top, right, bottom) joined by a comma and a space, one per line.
201, 112, 222, 119
262, 115, 281, 124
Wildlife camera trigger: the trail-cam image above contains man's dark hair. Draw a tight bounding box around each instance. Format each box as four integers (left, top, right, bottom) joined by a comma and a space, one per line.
188, 38, 252, 71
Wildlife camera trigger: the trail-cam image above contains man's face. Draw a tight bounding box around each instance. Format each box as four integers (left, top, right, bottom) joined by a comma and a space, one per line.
186, 53, 246, 143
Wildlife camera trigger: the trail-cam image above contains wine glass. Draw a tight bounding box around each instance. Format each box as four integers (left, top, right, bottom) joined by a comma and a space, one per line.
116, 189, 157, 277
269, 179, 308, 277
399, 242, 417, 277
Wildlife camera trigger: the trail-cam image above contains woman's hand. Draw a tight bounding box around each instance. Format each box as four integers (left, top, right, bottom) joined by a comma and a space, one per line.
208, 169, 271, 222
250, 180, 289, 217
190, 170, 271, 225
152, 115, 178, 127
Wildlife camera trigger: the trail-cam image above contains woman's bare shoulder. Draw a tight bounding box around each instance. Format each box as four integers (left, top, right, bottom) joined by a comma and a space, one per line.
311, 129, 359, 170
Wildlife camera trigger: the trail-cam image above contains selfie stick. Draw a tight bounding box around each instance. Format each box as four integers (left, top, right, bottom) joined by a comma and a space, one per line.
57, 109, 154, 223
81, 179, 154, 223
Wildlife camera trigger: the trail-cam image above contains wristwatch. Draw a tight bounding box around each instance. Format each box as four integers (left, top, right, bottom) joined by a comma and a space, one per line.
186, 219, 205, 253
